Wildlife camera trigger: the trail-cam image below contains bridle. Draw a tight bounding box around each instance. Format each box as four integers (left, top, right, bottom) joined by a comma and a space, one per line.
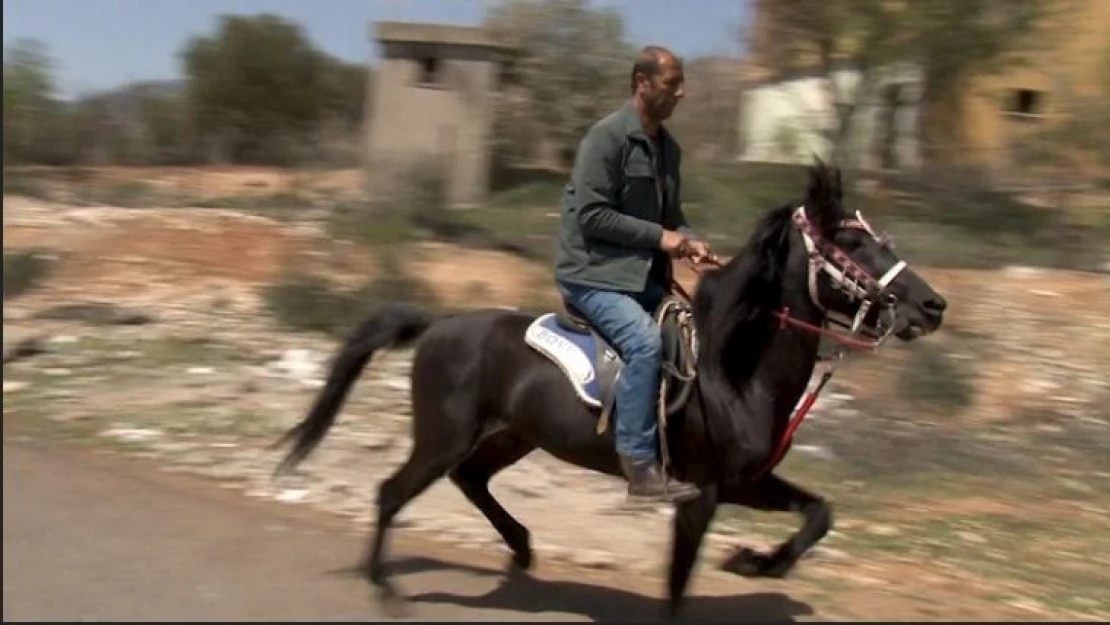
786, 204, 907, 348
672, 204, 910, 352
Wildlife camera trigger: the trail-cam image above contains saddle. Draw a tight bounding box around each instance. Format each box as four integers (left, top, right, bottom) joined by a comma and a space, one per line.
522, 290, 700, 473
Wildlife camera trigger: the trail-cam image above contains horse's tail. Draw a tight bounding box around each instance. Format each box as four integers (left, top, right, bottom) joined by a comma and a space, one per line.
273, 303, 436, 475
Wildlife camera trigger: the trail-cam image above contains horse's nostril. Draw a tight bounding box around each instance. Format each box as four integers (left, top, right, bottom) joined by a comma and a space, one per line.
925, 297, 947, 313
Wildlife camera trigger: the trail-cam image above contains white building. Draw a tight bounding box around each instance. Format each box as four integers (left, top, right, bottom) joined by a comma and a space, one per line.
737, 62, 924, 172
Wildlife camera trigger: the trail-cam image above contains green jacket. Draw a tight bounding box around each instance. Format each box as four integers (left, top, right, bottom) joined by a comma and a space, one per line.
554, 99, 697, 293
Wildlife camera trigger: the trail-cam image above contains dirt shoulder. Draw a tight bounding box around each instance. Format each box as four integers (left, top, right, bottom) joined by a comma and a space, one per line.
3, 418, 1047, 623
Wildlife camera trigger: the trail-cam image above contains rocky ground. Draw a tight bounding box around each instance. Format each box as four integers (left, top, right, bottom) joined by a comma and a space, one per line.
4, 193, 1109, 621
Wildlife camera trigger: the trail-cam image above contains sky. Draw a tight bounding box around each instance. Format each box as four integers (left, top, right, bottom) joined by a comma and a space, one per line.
3, 0, 750, 99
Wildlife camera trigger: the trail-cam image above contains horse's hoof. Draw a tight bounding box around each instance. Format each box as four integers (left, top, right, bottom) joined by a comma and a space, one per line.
510, 548, 534, 572
722, 546, 794, 579
758, 562, 791, 579
664, 598, 683, 621
376, 584, 411, 619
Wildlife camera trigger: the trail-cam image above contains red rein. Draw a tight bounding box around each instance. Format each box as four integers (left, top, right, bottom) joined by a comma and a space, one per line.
670, 257, 863, 482
673, 258, 882, 350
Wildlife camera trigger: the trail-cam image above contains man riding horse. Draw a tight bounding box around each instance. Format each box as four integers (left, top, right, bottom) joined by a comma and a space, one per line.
554, 45, 718, 504
275, 40, 949, 622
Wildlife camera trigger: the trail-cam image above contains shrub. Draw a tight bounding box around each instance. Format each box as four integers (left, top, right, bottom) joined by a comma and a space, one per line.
898, 342, 976, 415
262, 250, 440, 337
3, 249, 55, 300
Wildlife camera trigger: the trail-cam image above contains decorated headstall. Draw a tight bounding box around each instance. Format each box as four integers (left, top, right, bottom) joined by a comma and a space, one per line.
790, 205, 907, 340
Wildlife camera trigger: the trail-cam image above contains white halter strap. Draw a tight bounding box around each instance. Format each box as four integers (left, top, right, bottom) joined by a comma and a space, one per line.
792, 205, 908, 335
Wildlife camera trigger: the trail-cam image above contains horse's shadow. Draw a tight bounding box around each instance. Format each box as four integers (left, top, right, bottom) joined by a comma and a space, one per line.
387, 555, 815, 622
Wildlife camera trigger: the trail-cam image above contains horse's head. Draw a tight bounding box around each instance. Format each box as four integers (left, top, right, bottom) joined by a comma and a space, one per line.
790, 158, 946, 342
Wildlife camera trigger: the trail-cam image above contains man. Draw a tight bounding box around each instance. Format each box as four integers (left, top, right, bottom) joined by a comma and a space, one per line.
554, 46, 716, 504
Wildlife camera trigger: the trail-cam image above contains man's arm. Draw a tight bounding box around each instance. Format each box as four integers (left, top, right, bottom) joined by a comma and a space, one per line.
669, 180, 698, 240
664, 145, 716, 263
573, 126, 664, 250
663, 144, 699, 240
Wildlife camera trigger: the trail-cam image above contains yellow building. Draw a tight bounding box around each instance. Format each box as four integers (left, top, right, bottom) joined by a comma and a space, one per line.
742, 0, 1110, 181
954, 0, 1110, 179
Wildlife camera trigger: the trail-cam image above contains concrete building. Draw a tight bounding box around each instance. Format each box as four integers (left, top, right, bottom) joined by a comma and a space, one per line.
364, 21, 512, 207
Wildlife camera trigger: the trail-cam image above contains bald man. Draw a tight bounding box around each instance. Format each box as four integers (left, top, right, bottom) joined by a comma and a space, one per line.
554, 46, 716, 505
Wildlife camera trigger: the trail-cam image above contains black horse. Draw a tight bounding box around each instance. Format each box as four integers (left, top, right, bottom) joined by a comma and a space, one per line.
274, 160, 947, 618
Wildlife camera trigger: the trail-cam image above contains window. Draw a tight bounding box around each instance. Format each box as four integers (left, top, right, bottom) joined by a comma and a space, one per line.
498, 55, 521, 89
1004, 88, 1044, 119
416, 56, 440, 86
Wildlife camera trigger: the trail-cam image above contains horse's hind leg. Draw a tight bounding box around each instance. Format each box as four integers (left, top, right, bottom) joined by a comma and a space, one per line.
365, 404, 481, 610
718, 473, 832, 579
449, 430, 537, 571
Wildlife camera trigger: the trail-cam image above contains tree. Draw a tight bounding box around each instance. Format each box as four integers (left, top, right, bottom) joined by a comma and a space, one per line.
666, 56, 745, 163
746, 0, 1059, 168
136, 89, 192, 164
319, 59, 369, 125
484, 0, 636, 167
180, 13, 365, 164
3, 39, 64, 164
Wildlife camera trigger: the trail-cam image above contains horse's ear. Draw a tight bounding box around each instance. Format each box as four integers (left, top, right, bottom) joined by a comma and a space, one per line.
804, 157, 844, 234
806, 155, 826, 200
830, 166, 845, 207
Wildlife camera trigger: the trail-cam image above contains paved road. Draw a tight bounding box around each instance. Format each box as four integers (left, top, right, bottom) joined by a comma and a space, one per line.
2, 433, 814, 622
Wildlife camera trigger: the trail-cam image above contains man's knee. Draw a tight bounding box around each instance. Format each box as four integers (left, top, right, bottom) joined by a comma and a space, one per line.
624, 319, 663, 361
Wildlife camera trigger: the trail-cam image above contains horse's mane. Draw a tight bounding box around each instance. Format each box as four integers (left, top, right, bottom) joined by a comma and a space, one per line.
687, 160, 845, 475
692, 203, 794, 381
692, 160, 845, 377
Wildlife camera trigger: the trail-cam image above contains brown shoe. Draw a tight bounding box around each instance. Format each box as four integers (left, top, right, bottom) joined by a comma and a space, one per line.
619, 455, 701, 504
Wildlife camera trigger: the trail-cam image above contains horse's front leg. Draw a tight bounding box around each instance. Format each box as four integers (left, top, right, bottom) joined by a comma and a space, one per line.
717, 473, 832, 579
666, 483, 718, 620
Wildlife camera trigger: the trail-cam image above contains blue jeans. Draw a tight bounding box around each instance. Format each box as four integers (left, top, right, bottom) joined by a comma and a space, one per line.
557, 280, 666, 462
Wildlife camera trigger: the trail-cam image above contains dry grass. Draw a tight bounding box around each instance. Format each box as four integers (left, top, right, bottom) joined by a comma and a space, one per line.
9, 165, 365, 200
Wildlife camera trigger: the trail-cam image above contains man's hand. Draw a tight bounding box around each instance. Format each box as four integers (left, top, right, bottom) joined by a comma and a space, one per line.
686, 239, 719, 265
659, 230, 691, 257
